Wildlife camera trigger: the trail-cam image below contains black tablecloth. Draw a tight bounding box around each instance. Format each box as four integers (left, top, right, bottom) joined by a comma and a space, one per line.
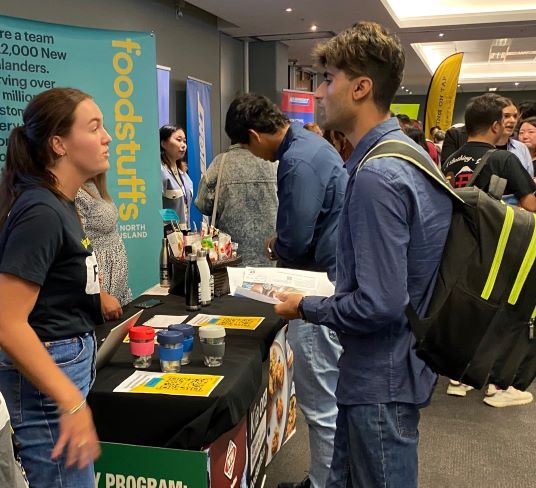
88, 294, 284, 450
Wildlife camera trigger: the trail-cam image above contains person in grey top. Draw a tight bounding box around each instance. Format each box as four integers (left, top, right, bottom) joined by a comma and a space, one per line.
0, 392, 28, 488
195, 143, 278, 267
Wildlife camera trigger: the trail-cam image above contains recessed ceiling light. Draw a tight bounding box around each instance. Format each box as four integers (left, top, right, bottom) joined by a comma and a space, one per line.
438, 33, 445, 38
401, 86, 405, 89
405, 88, 409, 92
310, 24, 318, 31
285, 8, 292, 12
409, 91, 413, 94
514, 82, 520, 86
489, 87, 497, 91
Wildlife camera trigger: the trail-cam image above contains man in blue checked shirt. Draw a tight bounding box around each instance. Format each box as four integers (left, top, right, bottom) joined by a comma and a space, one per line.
275, 22, 452, 488
225, 93, 347, 488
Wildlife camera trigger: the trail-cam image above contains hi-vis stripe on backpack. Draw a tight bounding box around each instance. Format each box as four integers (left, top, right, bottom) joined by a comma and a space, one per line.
357, 140, 536, 390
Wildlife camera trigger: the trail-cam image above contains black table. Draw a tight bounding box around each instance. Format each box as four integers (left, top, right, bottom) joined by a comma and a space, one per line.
88, 294, 284, 450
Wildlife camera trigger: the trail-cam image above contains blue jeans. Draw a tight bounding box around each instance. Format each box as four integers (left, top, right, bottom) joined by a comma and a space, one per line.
0, 333, 96, 488
287, 319, 341, 488
326, 403, 420, 488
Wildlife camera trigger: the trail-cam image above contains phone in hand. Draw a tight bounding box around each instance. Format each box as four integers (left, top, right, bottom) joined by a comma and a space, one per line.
134, 298, 163, 309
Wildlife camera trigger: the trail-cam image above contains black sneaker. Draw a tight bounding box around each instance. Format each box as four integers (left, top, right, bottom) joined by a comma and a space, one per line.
277, 477, 311, 488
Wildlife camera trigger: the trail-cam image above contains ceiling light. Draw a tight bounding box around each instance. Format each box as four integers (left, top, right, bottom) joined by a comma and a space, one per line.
488, 87, 497, 91
457, 84, 461, 87
514, 82, 520, 86
285, 8, 292, 12
401, 86, 405, 89
438, 33, 444, 38
405, 88, 409, 92
409, 91, 413, 94
310, 24, 318, 31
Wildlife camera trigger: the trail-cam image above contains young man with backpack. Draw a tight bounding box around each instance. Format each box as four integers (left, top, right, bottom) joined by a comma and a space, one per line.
441, 93, 536, 406
275, 22, 452, 487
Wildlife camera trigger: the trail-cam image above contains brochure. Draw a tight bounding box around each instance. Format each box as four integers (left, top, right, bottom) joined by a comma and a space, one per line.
227, 267, 335, 304
188, 314, 265, 331
114, 371, 223, 397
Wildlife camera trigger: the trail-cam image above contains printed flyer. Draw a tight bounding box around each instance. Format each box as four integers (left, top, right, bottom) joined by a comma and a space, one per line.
113, 371, 223, 397
189, 314, 264, 331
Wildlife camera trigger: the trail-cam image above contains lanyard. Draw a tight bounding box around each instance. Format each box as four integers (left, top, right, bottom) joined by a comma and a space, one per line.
170, 167, 189, 207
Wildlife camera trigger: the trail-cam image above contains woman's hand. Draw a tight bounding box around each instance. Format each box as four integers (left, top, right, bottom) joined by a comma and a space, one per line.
100, 291, 122, 320
52, 401, 101, 469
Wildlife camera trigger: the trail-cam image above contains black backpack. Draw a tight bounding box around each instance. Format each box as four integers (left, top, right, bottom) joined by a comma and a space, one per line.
358, 140, 536, 390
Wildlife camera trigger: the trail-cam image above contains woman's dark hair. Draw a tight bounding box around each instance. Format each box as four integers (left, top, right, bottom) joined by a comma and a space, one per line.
405, 127, 429, 153
159, 124, 185, 169
0, 87, 91, 228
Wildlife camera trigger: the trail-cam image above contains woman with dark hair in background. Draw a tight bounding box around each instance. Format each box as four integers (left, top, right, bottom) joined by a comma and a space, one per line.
160, 124, 193, 231
518, 116, 536, 178
0, 87, 108, 487
76, 171, 132, 319
406, 127, 440, 165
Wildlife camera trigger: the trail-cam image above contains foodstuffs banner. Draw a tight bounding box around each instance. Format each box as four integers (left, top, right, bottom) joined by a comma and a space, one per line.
281, 89, 315, 124
186, 76, 213, 229
0, 15, 161, 298
423, 52, 464, 139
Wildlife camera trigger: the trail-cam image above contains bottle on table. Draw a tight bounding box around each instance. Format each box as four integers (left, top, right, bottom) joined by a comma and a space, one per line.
184, 253, 201, 311
159, 237, 170, 287
196, 249, 211, 306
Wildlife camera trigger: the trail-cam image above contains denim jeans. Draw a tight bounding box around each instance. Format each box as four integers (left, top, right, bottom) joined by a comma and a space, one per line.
326, 402, 420, 488
287, 319, 342, 488
0, 333, 96, 488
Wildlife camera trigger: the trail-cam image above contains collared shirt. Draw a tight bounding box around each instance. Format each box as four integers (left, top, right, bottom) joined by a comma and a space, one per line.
506, 138, 534, 177
274, 122, 347, 280
302, 118, 452, 405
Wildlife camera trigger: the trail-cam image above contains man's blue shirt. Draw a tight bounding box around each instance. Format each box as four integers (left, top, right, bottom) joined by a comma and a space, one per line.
274, 122, 347, 279
303, 118, 452, 405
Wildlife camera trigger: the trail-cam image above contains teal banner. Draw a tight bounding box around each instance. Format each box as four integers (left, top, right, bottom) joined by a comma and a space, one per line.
95, 442, 208, 488
0, 15, 161, 297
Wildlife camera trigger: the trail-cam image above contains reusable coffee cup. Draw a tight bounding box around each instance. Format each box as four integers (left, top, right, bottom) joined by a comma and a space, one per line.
157, 330, 184, 373
168, 324, 195, 365
129, 326, 155, 369
198, 325, 226, 367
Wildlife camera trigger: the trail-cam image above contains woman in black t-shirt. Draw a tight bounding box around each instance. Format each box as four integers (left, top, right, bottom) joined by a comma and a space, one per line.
0, 88, 111, 488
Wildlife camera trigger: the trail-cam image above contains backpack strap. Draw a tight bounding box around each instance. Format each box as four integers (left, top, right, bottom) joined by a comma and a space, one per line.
355, 139, 465, 204
354, 139, 463, 341
488, 175, 507, 201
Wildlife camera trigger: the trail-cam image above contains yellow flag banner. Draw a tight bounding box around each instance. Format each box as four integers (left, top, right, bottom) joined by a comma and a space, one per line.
424, 52, 464, 140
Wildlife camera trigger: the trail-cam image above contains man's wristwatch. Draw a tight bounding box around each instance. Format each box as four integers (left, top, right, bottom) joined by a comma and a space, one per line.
297, 297, 306, 321
267, 239, 278, 261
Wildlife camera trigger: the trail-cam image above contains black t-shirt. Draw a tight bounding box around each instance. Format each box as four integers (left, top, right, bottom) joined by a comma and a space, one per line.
0, 187, 103, 340
442, 142, 536, 198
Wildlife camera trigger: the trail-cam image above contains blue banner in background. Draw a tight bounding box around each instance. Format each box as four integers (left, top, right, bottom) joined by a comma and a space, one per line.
0, 15, 161, 298
186, 77, 213, 229
156, 65, 170, 127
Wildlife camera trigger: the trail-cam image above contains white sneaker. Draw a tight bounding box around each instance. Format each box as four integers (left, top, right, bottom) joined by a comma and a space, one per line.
447, 380, 474, 397
483, 386, 534, 408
